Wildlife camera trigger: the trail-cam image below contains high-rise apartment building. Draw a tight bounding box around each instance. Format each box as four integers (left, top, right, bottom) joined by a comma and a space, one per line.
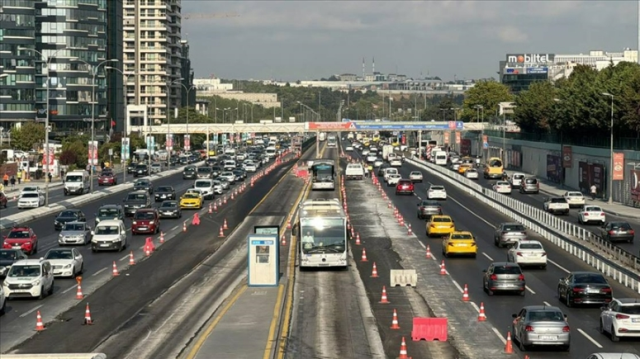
180, 39, 195, 108
107, 0, 124, 133
123, 0, 184, 125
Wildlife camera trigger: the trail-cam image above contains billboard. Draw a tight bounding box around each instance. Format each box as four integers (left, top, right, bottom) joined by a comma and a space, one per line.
546, 155, 562, 184
527, 67, 548, 74
443, 132, 450, 144
631, 170, 640, 202
42, 144, 55, 166
165, 134, 174, 151
460, 139, 472, 156
121, 137, 130, 161
455, 132, 461, 144
184, 134, 191, 151
307, 122, 355, 131
506, 54, 555, 64
613, 153, 624, 181
578, 161, 605, 194
562, 145, 572, 168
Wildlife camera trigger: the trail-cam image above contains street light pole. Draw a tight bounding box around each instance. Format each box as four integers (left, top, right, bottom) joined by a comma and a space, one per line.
602, 92, 615, 204
105, 66, 131, 183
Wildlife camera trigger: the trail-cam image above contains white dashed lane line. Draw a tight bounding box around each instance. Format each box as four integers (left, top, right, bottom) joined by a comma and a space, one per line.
19, 304, 43, 318
577, 328, 603, 348
91, 267, 108, 277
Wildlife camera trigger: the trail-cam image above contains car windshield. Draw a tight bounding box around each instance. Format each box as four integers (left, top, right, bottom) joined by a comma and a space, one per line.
450, 233, 473, 240
197, 168, 211, 173
525, 179, 537, 184
493, 266, 521, 275
99, 208, 119, 216
433, 217, 452, 223
101, 172, 113, 176
610, 222, 632, 230
160, 202, 176, 208
574, 274, 607, 284
67, 175, 83, 182
157, 187, 173, 192
127, 193, 147, 201
59, 211, 78, 218
195, 181, 210, 188
22, 187, 38, 192
96, 226, 120, 235
496, 181, 509, 186
183, 193, 199, 199
430, 186, 444, 191
529, 311, 565, 322
135, 180, 149, 186
8, 230, 30, 238
519, 242, 543, 250
421, 201, 439, 207
22, 193, 38, 198
0, 250, 17, 260
503, 224, 525, 232
136, 165, 147, 169
134, 212, 155, 220
585, 206, 602, 212
8, 265, 41, 277
46, 250, 73, 260
63, 223, 85, 231
567, 192, 582, 197
184, 167, 196, 172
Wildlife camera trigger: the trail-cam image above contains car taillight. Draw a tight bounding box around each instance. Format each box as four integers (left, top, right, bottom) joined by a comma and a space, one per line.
448, 242, 454, 246
490, 274, 498, 280
601, 212, 605, 216
572, 287, 584, 293
609, 230, 616, 235
562, 326, 570, 332
541, 252, 547, 257
518, 274, 525, 281
524, 325, 534, 332
615, 314, 630, 319
601, 288, 612, 293
629, 230, 635, 235
430, 224, 435, 228
501, 231, 508, 235
516, 252, 523, 257
584, 212, 589, 216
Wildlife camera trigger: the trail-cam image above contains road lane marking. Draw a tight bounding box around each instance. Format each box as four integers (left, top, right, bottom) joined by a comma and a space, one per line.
491, 327, 507, 344
548, 259, 570, 273
482, 252, 493, 261
450, 279, 463, 293
19, 304, 43, 318
91, 267, 108, 277
119, 254, 129, 262
578, 328, 603, 348
525, 286, 536, 295
61, 284, 78, 294
543, 301, 552, 306
470, 301, 480, 313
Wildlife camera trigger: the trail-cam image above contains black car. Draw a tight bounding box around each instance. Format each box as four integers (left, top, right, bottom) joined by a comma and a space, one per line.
123, 190, 152, 216
558, 271, 613, 307
210, 166, 222, 178
154, 186, 176, 202
169, 156, 179, 166
54, 209, 87, 230
183, 165, 197, 180
134, 164, 149, 177
158, 200, 182, 219
205, 158, 217, 167
232, 170, 245, 181
133, 179, 153, 194
127, 163, 137, 174
188, 154, 198, 163
417, 200, 443, 219
0, 249, 29, 278
179, 157, 189, 165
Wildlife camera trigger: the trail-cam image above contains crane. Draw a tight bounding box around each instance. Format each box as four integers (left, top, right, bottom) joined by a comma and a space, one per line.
183, 12, 239, 20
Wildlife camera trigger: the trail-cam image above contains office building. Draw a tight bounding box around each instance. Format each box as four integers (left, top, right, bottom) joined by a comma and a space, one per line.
123, 0, 183, 125
180, 39, 195, 108
107, 0, 124, 133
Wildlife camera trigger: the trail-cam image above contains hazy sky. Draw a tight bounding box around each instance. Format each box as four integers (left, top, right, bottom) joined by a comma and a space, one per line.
181, 1, 639, 81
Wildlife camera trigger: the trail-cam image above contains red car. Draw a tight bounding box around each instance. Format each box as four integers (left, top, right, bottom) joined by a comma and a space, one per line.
2, 227, 38, 255
395, 179, 414, 195
99, 171, 117, 186
132, 208, 160, 235
0, 192, 7, 208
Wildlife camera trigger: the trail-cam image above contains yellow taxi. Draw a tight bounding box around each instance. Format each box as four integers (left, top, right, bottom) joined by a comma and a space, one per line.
426, 215, 455, 237
442, 231, 477, 258
179, 192, 203, 210
458, 163, 473, 174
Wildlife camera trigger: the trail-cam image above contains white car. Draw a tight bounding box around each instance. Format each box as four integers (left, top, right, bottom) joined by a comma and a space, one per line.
212, 180, 224, 194
543, 197, 570, 215
373, 159, 384, 167
409, 171, 423, 183
465, 169, 479, 180
218, 171, 235, 183
579, 205, 606, 225
345, 146, 354, 152
2, 258, 55, 299
493, 181, 512, 194
427, 185, 447, 200
44, 248, 84, 278
563, 191, 586, 208
383, 168, 399, 181
390, 159, 402, 167
509, 172, 526, 188
243, 161, 257, 172
361, 149, 370, 156
507, 240, 547, 269
366, 155, 378, 163
386, 174, 402, 186
20, 186, 42, 197
0, 286, 5, 315
17, 192, 45, 209
599, 298, 640, 341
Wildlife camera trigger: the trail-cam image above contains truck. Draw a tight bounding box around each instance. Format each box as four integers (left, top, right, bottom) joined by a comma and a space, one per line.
382, 145, 394, 161
345, 163, 365, 180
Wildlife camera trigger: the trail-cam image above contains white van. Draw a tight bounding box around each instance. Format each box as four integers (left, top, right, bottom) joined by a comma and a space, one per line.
383, 168, 399, 181
434, 151, 448, 166
194, 179, 215, 199
265, 147, 277, 159
345, 164, 365, 180
91, 219, 128, 252
2, 258, 55, 299
64, 170, 90, 195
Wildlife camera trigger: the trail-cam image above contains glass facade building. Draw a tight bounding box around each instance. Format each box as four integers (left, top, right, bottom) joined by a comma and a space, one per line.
106, 0, 124, 133
180, 40, 195, 108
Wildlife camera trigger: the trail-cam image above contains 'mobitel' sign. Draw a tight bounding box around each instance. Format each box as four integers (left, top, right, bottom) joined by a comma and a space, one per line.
506, 54, 554, 64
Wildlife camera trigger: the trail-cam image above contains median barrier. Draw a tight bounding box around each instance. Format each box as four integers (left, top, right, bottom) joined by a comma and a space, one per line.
407, 158, 640, 294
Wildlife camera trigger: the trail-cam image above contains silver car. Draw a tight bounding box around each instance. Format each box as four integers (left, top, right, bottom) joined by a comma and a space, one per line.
482, 262, 526, 296
519, 177, 540, 194
58, 222, 92, 246
494, 222, 527, 248
512, 305, 570, 352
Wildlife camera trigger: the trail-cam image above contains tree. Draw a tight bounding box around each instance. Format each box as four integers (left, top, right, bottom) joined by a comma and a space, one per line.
59, 150, 78, 167
460, 80, 514, 121
10, 123, 46, 151
513, 81, 558, 132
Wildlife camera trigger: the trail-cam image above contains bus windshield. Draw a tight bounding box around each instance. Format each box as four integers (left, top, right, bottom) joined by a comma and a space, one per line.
312, 164, 334, 182
300, 218, 345, 253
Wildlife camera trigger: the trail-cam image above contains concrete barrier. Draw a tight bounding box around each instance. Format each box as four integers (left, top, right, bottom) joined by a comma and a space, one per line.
390, 269, 417, 287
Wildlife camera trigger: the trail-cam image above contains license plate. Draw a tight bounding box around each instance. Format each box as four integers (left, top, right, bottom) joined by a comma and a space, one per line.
138, 227, 147, 231
632, 318, 640, 323
457, 243, 468, 246
13, 289, 29, 293
100, 243, 110, 247
161, 195, 166, 198
163, 212, 173, 215
540, 335, 557, 341
588, 289, 601, 294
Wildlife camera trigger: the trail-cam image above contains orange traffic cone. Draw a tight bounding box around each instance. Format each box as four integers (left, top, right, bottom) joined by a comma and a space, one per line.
76, 282, 84, 299
213, 202, 218, 212
112, 261, 119, 276
379, 286, 390, 304
129, 251, 135, 265
426, 245, 432, 259
231, 192, 235, 200
35, 310, 45, 331
223, 218, 228, 230
461, 284, 470, 301
361, 248, 368, 262
287, 221, 291, 229
390, 309, 400, 329
388, 201, 392, 208
192, 213, 200, 226
159, 231, 165, 243
398, 337, 410, 359
371, 262, 379, 278
208, 203, 213, 214
440, 260, 447, 275
182, 221, 187, 232
478, 302, 487, 321
355, 233, 361, 245
83, 303, 93, 325
505, 332, 513, 353
144, 237, 155, 256
407, 224, 412, 235
281, 234, 287, 246
223, 196, 227, 205
218, 226, 225, 238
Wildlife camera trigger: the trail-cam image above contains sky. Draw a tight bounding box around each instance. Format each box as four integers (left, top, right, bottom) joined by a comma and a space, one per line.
181, 0, 640, 82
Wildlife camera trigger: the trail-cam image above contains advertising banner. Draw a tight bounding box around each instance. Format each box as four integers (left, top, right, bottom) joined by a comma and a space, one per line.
443, 132, 450, 144
222, 134, 227, 145
401, 134, 406, 145
42, 144, 55, 166
165, 134, 174, 151
482, 135, 488, 149
307, 122, 355, 131
455, 131, 461, 144
88, 141, 98, 166
460, 139, 471, 156
631, 170, 640, 202
184, 134, 191, 151
121, 137, 130, 161
613, 153, 624, 181
546, 154, 562, 183
145, 136, 155, 156
578, 161, 605, 194
562, 145, 572, 168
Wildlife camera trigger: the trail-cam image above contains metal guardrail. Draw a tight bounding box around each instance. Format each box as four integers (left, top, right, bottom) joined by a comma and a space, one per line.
407, 158, 640, 294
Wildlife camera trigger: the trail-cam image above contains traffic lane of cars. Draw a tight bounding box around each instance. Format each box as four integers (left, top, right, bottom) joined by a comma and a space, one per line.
385, 165, 640, 356
474, 175, 640, 255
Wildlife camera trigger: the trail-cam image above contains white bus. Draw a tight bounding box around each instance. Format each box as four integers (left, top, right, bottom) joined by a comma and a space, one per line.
295, 198, 348, 268
318, 132, 327, 141
310, 159, 335, 190
327, 135, 337, 148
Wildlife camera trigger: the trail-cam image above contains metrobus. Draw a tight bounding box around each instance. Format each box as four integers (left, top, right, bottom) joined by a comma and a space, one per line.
294, 198, 348, 268
310, 159, 335, 190
318, 132, 327, 141
483, 157, 504, 179
327, 135, 337, 148
202, 141, 216, 156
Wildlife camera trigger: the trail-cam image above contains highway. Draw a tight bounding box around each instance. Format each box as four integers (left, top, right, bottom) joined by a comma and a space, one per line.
0, 155, 296, 354
474, 171, 640, 257
352, 149, 640, 358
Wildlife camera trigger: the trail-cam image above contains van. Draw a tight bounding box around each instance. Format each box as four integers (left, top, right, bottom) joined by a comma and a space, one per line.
91, 219, 128, 252
64, 170, 90, 196
194, 179, 215, 199
345, 164, 365, 180
434, 151, 448, 166
2, 258, 55, 299
509, 172, 526, 188
265, 147, 277, 159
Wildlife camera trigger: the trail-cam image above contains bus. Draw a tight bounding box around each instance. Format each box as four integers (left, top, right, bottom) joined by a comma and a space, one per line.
310, 159, 335, 190
483, 157, 504, 179
318, 132, 327, 141
372, 133, 381, 143
202, 141, 216, 156
295, 198, 348, 268
327, 134, 337, 148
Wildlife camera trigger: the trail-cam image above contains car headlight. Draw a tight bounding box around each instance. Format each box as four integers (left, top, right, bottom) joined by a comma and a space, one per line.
149, 221, 155, 225
64, 264, 72, 269
33, 279, 41, 286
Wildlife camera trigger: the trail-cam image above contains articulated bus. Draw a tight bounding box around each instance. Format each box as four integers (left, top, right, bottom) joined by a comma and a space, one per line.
294, 198, 348, 268
483, 157, 504, 179
310, 159, 335, 190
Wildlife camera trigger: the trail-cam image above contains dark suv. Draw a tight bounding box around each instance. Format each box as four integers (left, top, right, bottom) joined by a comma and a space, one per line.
519, 177, 540, 194
123, 190, 151, 216
183, 165, 197, 180
134, 164, 149, 177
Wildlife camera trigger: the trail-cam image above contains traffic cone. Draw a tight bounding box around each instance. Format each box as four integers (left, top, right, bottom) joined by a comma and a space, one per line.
144, 237, 155, 256
399, 216, 404, 226
223, 218, 228, 230
192, 213, 200, 226
287, 221, 291, 229
129, 251, 135, 265
388, 201, 392, 208
360, 247, 369, 262
35, 310, 45, 331
504, 332, 513, 353
231, 192, 235, 200
426, 245, 432, 259
398, 337, 410, 359
478, 302, 487, 322
112, 261, 119, 276
76, 282, 84, 299
371, 262, 379, 278
355, 233, 361, 245
182, 221, 187, 232
223, 196, 227, 205
281, 234, 287, 246
218, 226, 225, 238
462, 284, 469, 301
213, 202, 218, 212
379, 286, 390, 304
208, 203, 213, 214
159, 231, 165, 243
390, 309, 400, 329
83, 303, 93, 325
440, 260, 447, 275
407, 224, 412, 235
